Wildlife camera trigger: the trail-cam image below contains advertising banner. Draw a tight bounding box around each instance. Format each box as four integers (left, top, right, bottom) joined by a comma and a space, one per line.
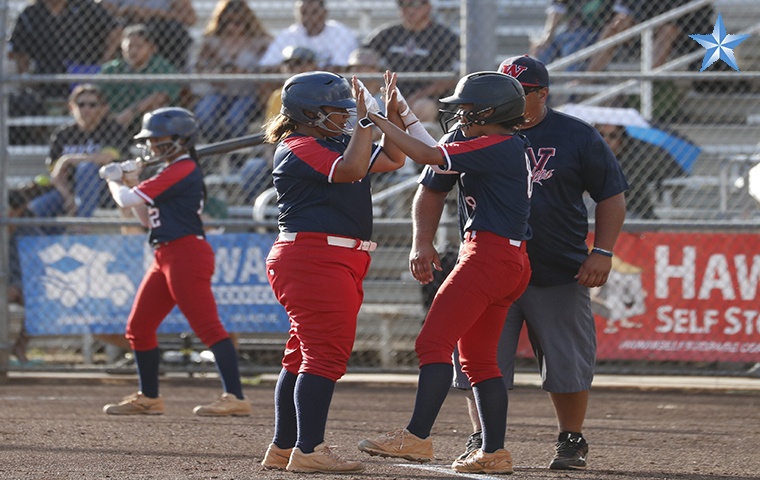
516, 232, 760, 362
18, 233, 289, 335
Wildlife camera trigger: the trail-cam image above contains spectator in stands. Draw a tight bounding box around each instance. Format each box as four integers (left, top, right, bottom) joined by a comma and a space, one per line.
586, 0, 714, 72
595, 123, 685, 219
100, 24, 181, 134
259, 0, 358, 71
363, 0, 459, 106
531, 0, 614, 70
7, 0, 121, 100
263, 46, 319, 122
6, 190, 44, 364
100, 0, 197, 72
194, 0, 272, 142
25, 84, 130, 224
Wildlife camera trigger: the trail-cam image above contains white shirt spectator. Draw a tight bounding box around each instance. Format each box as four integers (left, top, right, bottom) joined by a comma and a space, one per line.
260, 20, 358, 69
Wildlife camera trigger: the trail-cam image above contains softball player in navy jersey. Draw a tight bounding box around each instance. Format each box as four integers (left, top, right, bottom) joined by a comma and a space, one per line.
260, 71, 407, 473
358, 72, 532, 474
100, 107, 251, 417
440, 56, 628, 470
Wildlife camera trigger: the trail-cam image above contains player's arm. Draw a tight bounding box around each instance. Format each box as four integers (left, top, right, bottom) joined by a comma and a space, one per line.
410, 184, 447, 284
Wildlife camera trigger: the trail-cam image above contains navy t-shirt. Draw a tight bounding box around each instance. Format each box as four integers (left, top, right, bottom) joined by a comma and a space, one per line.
134, 157, 206, 245
272, 133, 381, 240
421, 109, 628, 286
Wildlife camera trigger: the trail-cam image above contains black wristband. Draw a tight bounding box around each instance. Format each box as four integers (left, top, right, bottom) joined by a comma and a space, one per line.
591, 247, 614, 258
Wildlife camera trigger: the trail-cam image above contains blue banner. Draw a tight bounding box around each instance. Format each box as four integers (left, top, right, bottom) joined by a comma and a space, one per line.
18, 233, 289, 335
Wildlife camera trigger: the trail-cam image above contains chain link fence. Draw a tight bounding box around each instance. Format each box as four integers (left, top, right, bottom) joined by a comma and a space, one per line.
1, 0, 759, 376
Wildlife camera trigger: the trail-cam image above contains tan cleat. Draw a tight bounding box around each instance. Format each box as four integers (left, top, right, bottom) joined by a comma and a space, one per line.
452, 448, 513, 474
193, 393, 252, 417
103, 392, 164, 415
358, 428, 434, 463
261, 443, 292, 470
286, 443, 365, 473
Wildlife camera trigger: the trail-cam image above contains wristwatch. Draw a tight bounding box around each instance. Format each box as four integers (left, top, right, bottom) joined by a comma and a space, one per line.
358, 116, 374, 129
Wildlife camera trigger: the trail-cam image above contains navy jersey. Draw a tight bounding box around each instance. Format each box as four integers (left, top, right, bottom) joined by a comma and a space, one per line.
272, 133, 381, 240
422, 109, 628, 286
134, 157, 206, 245
433, 134, 532, 241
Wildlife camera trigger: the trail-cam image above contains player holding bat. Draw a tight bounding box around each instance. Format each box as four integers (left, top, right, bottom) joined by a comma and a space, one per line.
99, 107, 251, 417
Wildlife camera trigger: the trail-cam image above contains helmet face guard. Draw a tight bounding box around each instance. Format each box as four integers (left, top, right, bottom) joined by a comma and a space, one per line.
133, 107, 199, 163
438, 72, 526, 134
281, 71, 357, 134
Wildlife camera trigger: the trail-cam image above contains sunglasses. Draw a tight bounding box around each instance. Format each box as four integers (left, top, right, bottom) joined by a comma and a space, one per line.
76, 101, 103, 108
522, 86, 544, 95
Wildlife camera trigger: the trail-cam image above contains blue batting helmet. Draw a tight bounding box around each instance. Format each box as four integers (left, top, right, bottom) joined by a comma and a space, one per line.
133, 107, 199, 148
439, 72, 526, 130
280, 71, 356, 127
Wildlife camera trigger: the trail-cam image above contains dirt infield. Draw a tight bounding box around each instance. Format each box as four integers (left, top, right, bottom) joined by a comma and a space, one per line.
1, 374, 759, 479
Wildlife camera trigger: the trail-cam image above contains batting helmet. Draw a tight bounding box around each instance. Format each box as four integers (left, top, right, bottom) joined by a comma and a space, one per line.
439, 72, 526, 131
134, 107, 199, 148
280, 71, 356, 132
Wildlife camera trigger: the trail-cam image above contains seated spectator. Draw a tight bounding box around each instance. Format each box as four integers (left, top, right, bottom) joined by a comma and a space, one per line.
258, 0, 358, 71
586, 0, 714, 72
531, 0, 614, 70
194, 0, 272, 142
100, 24, 181, 134
6, 190, 45, 364
263, 46, 319, 122
596, 122, 685, 219
7, 0, 121, 100
100, 0, 196, 72
363, 0, 459, 105
25, 84, 131, 223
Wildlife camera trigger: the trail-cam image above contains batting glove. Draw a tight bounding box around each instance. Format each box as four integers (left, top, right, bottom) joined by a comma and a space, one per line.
396, 87, 419, 128
98, 163, 123, 181
356, 79, 382, 116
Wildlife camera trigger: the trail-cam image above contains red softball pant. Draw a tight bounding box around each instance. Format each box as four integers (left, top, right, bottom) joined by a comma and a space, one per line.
126, 235, 229, 351
416, 230, 531, 385
266, 233, 371, 382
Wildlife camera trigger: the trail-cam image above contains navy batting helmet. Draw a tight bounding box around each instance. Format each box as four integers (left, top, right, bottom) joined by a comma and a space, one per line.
134, 107, 199, 148
439, 72, 525, 131
281, 71, 356, 132
134, 107, 199, 163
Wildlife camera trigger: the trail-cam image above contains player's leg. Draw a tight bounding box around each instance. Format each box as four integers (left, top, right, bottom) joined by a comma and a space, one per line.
454, 295, 526, 460
163, 237, 250, 415
103, 260, 174, 415
266, 238, 367, 473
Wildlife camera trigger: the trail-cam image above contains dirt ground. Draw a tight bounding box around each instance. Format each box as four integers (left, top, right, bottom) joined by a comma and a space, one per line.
1, 374, 759, 480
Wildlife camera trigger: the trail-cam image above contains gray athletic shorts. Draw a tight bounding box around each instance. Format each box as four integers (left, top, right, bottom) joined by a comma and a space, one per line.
452, 282, 596, 393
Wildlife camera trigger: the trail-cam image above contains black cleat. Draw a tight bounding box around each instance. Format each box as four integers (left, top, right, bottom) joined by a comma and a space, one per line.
456, 430, 483, 461
549, 432, 589, 470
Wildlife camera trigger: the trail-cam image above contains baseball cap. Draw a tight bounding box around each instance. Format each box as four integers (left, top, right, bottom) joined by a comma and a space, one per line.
498, 55, 549, 88
282, 46, 317, 65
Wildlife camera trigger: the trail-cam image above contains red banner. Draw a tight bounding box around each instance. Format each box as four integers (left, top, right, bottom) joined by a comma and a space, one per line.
516, 232, 760, 362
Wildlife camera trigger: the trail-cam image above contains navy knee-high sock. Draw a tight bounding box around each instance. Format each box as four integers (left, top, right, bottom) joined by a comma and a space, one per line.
295, 373, 335, 453
134, 348, 161, 398
406, 363, 453, 439
273, 368, 298, 448
473, 377, 508, 453
210, 338, 244, 399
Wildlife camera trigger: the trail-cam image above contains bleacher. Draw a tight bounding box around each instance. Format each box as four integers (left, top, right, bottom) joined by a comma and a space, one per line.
4, 0, 760, 219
